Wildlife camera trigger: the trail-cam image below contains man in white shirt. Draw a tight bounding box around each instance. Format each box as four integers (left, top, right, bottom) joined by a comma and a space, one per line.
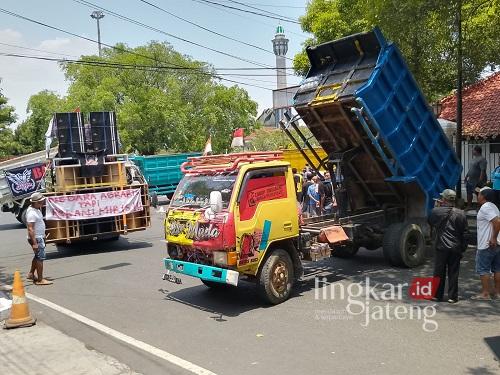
26, 192, 53, 285
474, 188, 500, 300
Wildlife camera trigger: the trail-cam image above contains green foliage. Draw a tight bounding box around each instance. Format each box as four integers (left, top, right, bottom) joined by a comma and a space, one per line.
249, 126, 318, 151
14, 90, 65, 153
294, 0, 500, 100
0, 84, 18, 158
60, 42, 258, 154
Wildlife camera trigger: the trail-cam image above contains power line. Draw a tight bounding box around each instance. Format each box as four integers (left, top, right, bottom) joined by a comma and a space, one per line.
190, 0, 308, 40
194, 0, 300, 24
137, 0, 274, 56
0, 8, 278, 90
227, 3, 306, 9
0, 41, 80, 58
224, 0, 299, 23
0, 52, 276, 90
138, 0, 295, 65
71, 0, 273, 68
0, 7, 271, 71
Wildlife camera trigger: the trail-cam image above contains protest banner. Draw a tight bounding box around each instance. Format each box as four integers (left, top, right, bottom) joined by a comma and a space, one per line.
46, 188, 143, 220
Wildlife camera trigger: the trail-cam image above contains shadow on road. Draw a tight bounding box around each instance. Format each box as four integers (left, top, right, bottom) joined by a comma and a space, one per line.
0, 222, 24, 231
46, 238, 153, 260
159, 246, 500, 322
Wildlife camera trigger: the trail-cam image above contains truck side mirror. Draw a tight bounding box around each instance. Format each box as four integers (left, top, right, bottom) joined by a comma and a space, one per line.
210, 191, 223, 214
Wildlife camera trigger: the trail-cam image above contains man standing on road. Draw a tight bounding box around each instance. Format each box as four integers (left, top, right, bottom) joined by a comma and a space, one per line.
473, 187, 500, 300
465, 146, 487, 209
26, 192, 53, 286
301, 173, 313, 217
428, 189, 467, 303
307, 175, 323, 217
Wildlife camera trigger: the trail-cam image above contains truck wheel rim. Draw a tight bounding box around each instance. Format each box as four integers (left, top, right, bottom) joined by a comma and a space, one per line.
271, 261, 288, 294
405, 232, 419, 258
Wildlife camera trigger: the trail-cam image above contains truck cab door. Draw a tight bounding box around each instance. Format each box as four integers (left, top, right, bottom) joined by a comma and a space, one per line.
233, 166, 298, 274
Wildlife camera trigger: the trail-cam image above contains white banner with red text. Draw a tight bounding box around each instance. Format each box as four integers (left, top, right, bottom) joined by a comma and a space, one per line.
45, 189, 143, 221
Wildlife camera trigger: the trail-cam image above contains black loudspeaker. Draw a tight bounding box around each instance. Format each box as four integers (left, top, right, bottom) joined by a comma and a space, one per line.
89, 112, 119, 155
55, 112, 86, 158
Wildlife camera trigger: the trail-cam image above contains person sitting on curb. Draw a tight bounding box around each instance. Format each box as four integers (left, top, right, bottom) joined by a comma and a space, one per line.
26, 192, 53, 286
473, 187, 500, 300
428, 189, 467, 303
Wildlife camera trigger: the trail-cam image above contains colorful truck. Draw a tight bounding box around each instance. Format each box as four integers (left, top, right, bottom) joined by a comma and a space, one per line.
162, 28, 461, 304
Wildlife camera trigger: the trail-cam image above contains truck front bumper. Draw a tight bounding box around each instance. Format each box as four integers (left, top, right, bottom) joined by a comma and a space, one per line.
163, 259, 239, 286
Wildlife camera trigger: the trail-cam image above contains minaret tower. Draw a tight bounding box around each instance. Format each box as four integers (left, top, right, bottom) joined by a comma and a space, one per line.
272, 24, 288, 90
272, 25, 289, 127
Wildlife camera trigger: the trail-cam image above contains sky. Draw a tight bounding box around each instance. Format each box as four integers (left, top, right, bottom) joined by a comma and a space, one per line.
0, 0, 310, 124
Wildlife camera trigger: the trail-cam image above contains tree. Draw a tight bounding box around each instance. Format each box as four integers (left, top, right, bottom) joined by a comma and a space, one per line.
61, 42, 258, 154
294, 0, 500, 100
0, 84, 18, 158
248, 127, 318, 151
15, 90, 65, 153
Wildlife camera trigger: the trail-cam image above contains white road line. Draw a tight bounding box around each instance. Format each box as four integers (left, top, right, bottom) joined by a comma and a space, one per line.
25, 292, 218, 375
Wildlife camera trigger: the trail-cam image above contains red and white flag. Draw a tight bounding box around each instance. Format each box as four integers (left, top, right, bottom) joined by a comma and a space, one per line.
231, 128, 244, 148
203, 136, 212, 156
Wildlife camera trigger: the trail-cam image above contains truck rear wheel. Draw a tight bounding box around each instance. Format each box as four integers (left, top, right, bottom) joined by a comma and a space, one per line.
257, 249, 294, 305
331, 244, 359, 258
383, 223, 425, 267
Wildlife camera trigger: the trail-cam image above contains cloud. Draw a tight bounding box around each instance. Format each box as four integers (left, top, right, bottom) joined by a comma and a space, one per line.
0, 29, 95, 124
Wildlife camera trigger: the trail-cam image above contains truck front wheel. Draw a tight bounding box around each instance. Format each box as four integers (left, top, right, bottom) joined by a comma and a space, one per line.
383, 223, 425, 267
257, 249, 294, 305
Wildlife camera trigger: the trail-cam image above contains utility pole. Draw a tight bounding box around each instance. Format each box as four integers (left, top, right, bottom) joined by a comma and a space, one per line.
456, 0, 463, 199
90, 10, 105, 57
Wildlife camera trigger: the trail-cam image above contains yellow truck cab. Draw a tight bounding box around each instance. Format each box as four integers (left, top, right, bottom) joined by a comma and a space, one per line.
163, 152, 304, 304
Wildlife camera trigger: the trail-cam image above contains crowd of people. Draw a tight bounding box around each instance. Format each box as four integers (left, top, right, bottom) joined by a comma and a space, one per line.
292, 165, 336, 218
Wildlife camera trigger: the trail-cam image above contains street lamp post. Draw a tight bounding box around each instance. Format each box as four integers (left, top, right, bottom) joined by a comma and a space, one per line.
456, 0, 463, 200
90, 10, 105, 57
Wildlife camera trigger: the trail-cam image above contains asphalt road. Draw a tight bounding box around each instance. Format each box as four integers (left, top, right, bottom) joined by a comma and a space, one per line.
1, 210, 499, 375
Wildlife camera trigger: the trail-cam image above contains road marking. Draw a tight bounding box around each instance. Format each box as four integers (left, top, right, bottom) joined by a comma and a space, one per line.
25, 292, 218, 375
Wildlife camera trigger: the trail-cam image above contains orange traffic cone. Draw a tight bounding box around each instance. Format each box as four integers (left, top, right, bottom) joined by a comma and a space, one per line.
4, 270, 36, 329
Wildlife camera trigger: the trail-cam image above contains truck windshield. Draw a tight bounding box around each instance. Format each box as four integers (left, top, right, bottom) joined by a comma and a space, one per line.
170, 174, 237, 208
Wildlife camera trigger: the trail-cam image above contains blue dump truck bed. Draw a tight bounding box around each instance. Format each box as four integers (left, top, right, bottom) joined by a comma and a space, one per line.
293, 27, 461, 216
130, 153, 200, 196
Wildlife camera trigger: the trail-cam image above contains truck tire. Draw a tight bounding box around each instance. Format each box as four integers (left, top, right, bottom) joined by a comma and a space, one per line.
383, 223, 425, 267
331, 244, 359, 258
257, 249, 294, 305
16, 207, 27, 226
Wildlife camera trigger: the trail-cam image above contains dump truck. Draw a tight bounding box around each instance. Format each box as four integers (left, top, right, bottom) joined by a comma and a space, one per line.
130, 153, 201, 198
0, 148, 57, 224
162, 28, 461, 304
43, 111, 151, 244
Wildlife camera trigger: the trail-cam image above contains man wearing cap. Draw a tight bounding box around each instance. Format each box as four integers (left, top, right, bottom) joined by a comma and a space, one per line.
428, 189, 467, 303
26, 192, 52, 285
473, 187, 500, 300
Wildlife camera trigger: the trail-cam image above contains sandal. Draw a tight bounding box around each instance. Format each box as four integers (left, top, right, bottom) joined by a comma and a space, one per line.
34, 279, 53, 286
470, 294, 492, 301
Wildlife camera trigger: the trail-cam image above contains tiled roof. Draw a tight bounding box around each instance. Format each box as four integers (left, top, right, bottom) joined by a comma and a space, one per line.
439, 72, 500, 139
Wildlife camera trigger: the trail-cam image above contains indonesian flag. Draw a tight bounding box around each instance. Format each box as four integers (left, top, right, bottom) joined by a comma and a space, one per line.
203, 136, 212, 156
74, 107, 81, 112
231, 128, 244, 148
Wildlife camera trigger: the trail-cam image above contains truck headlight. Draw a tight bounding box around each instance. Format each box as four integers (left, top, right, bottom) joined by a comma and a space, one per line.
213, 251, 237, 266
213, 251, 227, 266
